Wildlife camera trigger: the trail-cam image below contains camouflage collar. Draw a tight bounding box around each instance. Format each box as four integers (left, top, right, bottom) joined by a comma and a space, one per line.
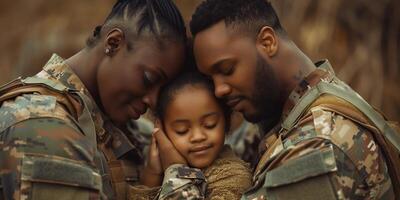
280, 60, 336, 123
38, 54, 90, 94
35, 54, 106, 140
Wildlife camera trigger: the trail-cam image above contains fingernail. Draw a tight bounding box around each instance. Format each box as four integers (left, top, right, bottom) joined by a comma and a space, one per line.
153, 128, 160, 133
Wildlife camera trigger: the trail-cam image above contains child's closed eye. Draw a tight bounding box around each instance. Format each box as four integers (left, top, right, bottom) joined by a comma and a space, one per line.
171, 121, 190, 135
175, 129, 189, 135
173, 126, 189, 135
204, 124, 216, 130
203, 121, 217, 129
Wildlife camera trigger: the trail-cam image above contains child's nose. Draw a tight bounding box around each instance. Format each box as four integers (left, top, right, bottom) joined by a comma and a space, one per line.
189, 128, 207, 143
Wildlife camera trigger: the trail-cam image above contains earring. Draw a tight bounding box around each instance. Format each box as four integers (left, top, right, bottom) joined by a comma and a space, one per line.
105, 48, 111, 55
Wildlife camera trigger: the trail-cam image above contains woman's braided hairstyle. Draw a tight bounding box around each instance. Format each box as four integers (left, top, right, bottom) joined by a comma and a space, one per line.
87, 0, 186, 49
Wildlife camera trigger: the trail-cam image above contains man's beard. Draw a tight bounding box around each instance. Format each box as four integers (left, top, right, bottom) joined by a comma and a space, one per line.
243, 53, 283, 129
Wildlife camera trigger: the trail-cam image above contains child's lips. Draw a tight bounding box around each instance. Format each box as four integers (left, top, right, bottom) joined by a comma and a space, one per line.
189, 144, 212, 155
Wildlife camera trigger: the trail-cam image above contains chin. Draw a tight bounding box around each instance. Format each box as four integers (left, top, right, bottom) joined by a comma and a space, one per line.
110, 113, 128, 126
189, 160, 213, 169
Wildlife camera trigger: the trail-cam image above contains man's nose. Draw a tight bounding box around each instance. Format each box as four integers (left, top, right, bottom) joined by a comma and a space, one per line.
214, 79, 232, 98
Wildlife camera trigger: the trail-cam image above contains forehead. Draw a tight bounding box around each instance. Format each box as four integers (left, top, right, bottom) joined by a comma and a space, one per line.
165, 86, 220, 119
133, 39, 184, 78
193, 21, 254, 72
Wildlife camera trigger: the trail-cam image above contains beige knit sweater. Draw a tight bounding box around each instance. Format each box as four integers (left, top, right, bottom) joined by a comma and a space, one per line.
129, 145, 252, 200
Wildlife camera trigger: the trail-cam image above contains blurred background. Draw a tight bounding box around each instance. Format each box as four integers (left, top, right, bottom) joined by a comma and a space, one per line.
0, 0, 399, 121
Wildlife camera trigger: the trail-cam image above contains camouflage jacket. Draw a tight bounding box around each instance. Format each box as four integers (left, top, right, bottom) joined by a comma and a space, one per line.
0, 54, 180, 200
225, 120, 261, 170
242, 60, 395, 200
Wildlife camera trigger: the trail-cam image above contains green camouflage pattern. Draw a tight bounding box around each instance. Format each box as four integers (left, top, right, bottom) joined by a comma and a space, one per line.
243, 60, 395, 200
0, 54, 148, 200
159, 164, 207, 200
225, 120, 261, 169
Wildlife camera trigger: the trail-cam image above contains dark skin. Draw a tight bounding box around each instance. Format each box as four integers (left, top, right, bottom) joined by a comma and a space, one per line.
193, 21, 316, 121
66, 27, 186, 183
155, 21, 317, 168
140, 122, 187, 187
65, 28, 185, 125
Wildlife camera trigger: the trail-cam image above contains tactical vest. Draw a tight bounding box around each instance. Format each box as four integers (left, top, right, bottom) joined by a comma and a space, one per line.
279, 76, 400, 198
0, 76, 141, 200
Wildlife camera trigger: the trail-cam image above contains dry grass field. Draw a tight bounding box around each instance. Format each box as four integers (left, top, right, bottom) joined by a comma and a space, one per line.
0, 0, 399, 121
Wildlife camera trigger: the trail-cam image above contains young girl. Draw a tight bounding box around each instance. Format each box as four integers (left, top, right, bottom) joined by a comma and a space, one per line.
130, 71, 252, 199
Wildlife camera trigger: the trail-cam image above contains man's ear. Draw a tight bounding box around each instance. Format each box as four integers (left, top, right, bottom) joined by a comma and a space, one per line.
256, 26, 278, 57
104, 28, 125, 56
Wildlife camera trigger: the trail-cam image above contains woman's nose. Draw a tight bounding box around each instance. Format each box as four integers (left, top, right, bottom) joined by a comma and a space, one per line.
142, 86, 160, 110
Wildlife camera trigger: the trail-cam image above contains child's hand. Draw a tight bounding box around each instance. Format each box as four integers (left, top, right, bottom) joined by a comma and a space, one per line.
140, 129, 163, 187
153, 121, 188, 170
147, 131, 163, 174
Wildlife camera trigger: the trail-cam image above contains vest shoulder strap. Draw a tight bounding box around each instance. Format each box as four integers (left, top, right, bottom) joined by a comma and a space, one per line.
282, 78, 400, 152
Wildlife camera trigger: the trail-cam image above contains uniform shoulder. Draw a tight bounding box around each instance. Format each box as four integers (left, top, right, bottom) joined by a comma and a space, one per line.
0, 93, 74, 133
1, 117, 90, 163
0, 117, 101, 199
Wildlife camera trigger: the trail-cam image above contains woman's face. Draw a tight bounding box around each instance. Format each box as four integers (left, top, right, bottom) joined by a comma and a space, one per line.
163, 86, 226, 169
97, 39, 184, 125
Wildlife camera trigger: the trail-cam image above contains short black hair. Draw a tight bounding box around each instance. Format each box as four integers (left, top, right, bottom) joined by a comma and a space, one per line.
190, 0, 285, 38
155, 70, 232, 132
87, 0, 186, 49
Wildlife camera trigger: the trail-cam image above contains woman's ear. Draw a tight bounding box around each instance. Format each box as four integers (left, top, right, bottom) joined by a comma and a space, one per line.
256, 26, 278, 57
104, 28, 125, 56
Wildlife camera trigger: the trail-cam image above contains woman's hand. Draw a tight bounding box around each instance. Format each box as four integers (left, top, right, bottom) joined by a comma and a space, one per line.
153, 120, 187, 170
140, 130, 163, 187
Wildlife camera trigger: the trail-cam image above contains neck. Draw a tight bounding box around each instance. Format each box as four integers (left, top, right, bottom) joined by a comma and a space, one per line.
65, 46, 104, 101
275, 39, 316, 101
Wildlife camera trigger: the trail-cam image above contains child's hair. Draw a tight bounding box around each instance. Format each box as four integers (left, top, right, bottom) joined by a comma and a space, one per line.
155, 69, 232, 132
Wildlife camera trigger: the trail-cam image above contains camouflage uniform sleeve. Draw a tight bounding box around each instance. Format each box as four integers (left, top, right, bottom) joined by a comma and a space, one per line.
0, 118, 102, 200
159, 164, 207, 200
308, 107, 394, 199
128, 185, 160, 200
244, 108, 394, 199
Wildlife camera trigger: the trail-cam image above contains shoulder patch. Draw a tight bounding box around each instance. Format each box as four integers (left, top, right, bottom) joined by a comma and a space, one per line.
264, 145, 337, 188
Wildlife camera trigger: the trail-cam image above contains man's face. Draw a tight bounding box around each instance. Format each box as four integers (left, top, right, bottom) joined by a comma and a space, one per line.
194, 21, 281, 123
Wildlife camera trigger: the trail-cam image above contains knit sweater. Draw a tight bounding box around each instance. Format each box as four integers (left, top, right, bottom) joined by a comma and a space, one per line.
129, 145, 252, 199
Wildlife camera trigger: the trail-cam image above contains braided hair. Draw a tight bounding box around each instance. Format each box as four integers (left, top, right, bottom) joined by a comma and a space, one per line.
87, 0, 186, 50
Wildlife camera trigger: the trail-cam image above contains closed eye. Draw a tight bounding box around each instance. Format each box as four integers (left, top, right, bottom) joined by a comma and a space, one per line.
220, 65, 234, 75
175, 129, 189, 135
204, 123, 217, 129
143, 71, 160, 88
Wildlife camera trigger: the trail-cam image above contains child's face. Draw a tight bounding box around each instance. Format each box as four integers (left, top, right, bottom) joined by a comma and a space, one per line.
163, 86, 226, 168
